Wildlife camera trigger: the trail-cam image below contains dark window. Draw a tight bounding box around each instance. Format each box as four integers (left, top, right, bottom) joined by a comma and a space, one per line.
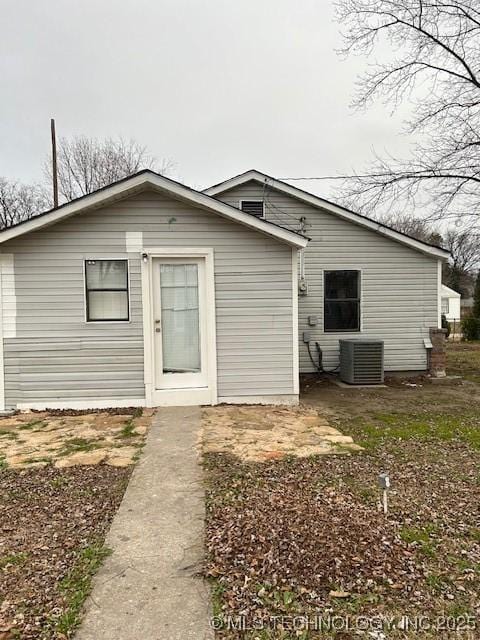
85, 260, 129, 322
240, 200, 264, 217
324, 270, 360, 332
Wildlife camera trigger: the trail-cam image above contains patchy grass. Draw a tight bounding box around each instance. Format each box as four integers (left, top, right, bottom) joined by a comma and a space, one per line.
0, 552, 29, 569
342, 410, 480, 450
447, 340, 480, 383
116, 419, 138, 439
18, 419, 47, 431
0, 429, 18, 440
55, 543, 112, 636
60, 437, 102, 456
400, 524, 439, 558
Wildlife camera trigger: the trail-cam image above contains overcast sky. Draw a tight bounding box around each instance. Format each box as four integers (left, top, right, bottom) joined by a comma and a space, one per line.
1, 0, 414, 198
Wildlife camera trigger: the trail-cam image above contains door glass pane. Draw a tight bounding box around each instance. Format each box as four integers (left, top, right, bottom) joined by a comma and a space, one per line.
160, 264, 200, 373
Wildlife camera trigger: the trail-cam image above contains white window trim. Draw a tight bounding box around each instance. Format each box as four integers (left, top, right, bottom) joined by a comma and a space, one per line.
141, 247, 217, 407
321, 268, 363, 334
239, 199, 265, 219
83, 257, 132, 324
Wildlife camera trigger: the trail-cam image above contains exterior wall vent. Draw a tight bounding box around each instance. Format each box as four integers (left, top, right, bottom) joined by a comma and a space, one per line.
240, 200, 264, 218
339, 339, 384, 385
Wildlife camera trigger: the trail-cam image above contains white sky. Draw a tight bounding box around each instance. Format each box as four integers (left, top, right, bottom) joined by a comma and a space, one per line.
0, 0, 415, 198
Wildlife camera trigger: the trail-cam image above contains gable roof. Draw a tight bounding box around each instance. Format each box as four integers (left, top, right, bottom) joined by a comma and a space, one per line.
204, 170, 450, 260
0, 170, 308, 249
441, 284, 461, 298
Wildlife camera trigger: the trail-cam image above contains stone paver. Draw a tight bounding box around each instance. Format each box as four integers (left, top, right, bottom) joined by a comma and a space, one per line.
75, 406, 213, 640
0, 411, 153, 468
202, 405, 362, 461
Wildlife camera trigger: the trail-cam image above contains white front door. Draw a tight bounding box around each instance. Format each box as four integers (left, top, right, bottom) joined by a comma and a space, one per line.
153, 257, 209, 393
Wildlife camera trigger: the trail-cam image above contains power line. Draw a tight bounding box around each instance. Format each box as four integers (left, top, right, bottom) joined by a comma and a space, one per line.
278, 175, 362, 181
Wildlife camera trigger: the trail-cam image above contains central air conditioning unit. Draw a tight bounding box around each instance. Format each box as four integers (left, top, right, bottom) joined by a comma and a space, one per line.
339, 339, 384, 385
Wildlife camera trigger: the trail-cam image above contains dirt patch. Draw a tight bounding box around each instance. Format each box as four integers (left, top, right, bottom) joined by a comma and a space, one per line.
0, 409, 154, 469
202, 405, 362, 461
0, 464, 130, 639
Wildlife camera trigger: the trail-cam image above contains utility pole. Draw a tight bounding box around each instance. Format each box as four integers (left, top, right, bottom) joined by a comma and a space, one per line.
50, 118, 59, 208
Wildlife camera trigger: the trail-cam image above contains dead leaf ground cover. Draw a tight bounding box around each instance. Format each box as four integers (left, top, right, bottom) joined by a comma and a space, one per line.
204, 344, 480, 638
0, 407, 153, 639
0, 464, 131, 639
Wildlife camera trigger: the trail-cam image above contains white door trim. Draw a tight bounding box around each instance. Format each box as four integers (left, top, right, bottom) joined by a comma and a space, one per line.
141, 247, 217, 407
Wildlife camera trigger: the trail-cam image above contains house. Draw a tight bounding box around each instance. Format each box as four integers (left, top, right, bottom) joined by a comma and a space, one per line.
441, 284, 461, 323
0, 169, 449, 411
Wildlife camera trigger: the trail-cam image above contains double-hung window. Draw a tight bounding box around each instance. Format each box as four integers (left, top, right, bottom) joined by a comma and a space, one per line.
324, 270, 360, 332
85, 260, 129, 322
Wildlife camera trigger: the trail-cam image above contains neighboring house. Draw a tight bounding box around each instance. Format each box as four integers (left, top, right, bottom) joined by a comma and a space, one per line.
440, 284, 461, 323
0, 169, 449, 411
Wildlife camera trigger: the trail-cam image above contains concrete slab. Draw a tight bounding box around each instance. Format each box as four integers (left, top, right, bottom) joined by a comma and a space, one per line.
75, 406, 213, 640
327, 375, 387, 389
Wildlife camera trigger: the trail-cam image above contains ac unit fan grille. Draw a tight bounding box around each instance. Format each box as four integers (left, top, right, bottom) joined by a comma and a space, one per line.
339, 339, 384, 385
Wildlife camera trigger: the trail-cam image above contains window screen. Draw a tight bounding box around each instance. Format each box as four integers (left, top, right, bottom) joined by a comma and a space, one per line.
240, 200, 264, 217
324, 270, 360, 332
85, 260, 129, 321
441, 298, 449, 314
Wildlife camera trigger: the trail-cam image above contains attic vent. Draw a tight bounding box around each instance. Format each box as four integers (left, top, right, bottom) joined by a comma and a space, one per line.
240, 200, 264, 218
339, 339, 384, 385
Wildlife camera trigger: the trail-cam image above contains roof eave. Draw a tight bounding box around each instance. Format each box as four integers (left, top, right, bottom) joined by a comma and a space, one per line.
0, 171, 308, 250
204, 171, 450, 260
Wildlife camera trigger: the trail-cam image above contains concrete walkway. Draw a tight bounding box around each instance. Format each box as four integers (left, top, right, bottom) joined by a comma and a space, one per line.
76, 406, 213, 640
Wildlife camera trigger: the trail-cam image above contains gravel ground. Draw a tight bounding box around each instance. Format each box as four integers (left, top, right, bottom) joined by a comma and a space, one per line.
0, 465, 131, 639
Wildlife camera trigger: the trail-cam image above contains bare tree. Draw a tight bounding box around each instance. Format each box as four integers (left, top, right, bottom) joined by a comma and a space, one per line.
382, 212, 479, 294
380, 212, 442, 243
0, 178, 50, 229
44, 136, 172, 203
442, 227, 480, 294
335, 0, 480, 222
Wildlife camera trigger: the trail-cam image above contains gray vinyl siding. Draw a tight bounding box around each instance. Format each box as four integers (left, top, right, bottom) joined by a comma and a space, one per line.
216, 181, 439, 373
1, 190, 294, 407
